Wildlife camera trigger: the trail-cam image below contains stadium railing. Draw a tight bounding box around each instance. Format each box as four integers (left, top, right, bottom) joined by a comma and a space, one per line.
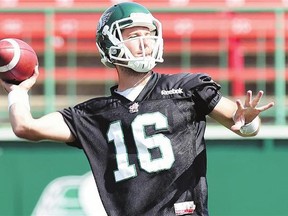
0, 3, 286, 126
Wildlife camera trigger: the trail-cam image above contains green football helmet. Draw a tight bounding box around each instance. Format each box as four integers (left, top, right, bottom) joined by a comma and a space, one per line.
96, 2, 164, 73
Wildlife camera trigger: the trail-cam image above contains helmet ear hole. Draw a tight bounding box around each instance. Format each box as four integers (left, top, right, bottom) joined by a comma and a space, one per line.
110, 45, 126, 60
110, 48, 118, 55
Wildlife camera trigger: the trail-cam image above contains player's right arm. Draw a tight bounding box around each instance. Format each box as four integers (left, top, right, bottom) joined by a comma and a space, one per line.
1, 68, 75, 143
9, 105, 74, 142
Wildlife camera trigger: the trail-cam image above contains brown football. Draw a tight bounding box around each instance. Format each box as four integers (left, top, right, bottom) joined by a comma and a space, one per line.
0, 38, 38, 84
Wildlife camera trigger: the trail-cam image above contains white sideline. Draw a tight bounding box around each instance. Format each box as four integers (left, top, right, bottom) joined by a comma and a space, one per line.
0, 125, 287, 141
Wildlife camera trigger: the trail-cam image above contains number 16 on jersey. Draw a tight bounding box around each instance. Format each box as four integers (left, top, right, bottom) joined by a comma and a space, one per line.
107, 112, 175, 182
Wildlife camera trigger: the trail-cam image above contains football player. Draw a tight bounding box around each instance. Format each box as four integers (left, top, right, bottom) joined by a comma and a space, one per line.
1, 2, 274, 216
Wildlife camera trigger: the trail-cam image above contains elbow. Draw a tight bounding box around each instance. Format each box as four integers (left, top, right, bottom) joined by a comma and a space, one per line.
12, 125, 29, 139
12, 125, 40, 141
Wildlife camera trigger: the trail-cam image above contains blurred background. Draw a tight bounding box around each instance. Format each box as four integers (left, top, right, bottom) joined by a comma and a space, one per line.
0, 0, 287, 215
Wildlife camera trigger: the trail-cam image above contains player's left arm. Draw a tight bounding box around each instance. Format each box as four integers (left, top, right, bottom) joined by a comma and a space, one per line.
209, 90, 274, 137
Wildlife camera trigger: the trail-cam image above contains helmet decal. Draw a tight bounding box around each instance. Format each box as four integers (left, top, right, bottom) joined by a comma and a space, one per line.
97, 11, 113, 32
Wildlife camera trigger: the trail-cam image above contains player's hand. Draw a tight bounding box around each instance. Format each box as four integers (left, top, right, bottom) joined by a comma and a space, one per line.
1, 65, 39, 93
231, 90, 274, 131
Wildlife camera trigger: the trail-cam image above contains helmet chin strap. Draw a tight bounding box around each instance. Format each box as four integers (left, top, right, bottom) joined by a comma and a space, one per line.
127, 57, 156, 73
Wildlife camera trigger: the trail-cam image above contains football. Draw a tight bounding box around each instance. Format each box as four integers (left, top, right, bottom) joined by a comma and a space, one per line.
0, 38, 38, 84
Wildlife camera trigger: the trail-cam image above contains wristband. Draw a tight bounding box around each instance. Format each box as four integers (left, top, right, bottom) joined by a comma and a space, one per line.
240, 117, 259, 135
8, 89, 30, 111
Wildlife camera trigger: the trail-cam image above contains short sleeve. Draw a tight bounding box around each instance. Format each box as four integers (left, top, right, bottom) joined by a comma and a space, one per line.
58, 107, 82, 148
191, 74, 222, 115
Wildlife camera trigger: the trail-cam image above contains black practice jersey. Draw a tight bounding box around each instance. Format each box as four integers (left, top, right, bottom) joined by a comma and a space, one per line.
60, 72, 222, 216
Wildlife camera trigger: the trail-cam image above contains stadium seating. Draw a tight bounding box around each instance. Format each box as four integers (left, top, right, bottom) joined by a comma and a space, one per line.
0, 0, 287, 8
0, 10, 284, 83
0, 0, 286, 119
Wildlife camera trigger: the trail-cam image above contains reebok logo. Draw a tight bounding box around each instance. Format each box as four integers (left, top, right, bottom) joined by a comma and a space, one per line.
161, 88, 183, 95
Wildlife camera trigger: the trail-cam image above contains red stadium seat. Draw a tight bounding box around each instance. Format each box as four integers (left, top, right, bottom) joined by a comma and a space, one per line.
0, 0, 286, 9
0, 13, 45, 38
0, 4, 286, 96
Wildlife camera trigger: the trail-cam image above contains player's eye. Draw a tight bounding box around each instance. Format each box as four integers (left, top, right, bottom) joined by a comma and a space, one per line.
128, 34, 138, 39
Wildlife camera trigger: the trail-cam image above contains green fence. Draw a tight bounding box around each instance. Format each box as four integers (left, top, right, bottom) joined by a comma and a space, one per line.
0, 136, 288, 216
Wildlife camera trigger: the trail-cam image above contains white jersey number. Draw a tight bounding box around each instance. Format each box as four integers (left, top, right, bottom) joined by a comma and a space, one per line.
107, 112, 175, 182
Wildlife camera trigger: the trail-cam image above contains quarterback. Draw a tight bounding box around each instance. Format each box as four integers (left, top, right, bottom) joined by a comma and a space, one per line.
1, 2, 274, 216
